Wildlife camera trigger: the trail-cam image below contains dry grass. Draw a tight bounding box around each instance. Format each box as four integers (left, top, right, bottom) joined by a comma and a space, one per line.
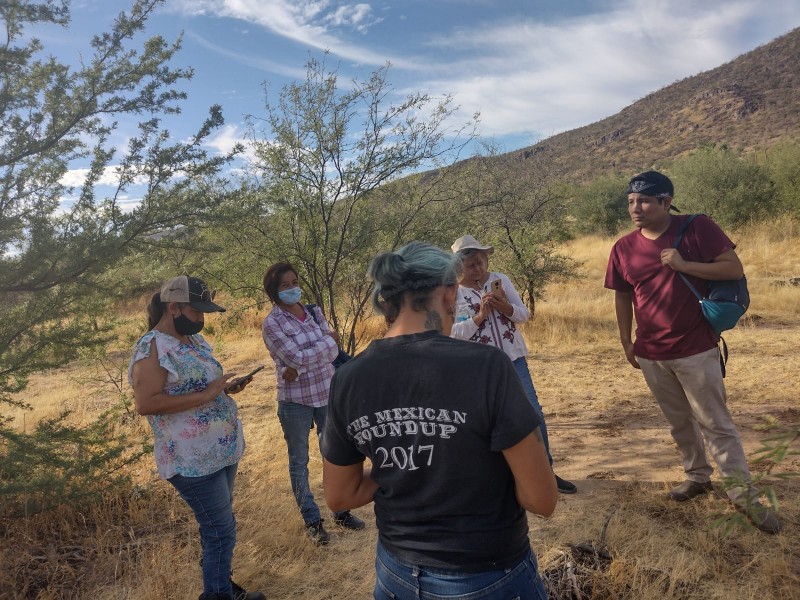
2, 218, 799, 599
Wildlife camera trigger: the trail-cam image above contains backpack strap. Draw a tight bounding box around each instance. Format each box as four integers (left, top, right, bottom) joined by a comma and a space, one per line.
305, 303, 350, 366
718, 336, 728, 378
305, 303, 320, 325
672, 215, 729, 377
671, 213, 700, 248
671, 214, 704, 301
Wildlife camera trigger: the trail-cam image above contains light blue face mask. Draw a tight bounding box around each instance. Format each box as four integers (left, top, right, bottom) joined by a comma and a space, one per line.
278, 286, 302, 305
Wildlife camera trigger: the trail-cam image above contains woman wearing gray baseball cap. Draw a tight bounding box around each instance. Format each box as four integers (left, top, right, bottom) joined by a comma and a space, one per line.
128, 275, 265, 600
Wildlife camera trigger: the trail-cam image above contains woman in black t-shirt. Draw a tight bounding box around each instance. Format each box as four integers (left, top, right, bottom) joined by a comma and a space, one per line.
321, 241, 557, 600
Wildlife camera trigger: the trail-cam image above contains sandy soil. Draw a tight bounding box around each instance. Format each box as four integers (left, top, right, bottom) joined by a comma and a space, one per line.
533, 333, 800, 502
222, 325, 798, 600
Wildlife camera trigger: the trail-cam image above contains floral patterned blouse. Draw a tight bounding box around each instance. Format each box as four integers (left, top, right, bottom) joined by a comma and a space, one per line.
128, 330, 245, 479
450, 271, 531, 362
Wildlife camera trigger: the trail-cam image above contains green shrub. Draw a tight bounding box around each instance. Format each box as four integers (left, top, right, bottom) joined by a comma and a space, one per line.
569, 174, 631, 235
0, 409, 150, 517
669, 145, 775, 228
766, 140, 800, 218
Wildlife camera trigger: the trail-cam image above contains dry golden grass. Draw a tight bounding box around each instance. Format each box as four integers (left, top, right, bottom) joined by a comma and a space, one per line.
2, 218, 798, 599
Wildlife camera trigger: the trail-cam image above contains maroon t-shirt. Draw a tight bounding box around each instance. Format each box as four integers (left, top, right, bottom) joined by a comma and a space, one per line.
605, 215, 735, 360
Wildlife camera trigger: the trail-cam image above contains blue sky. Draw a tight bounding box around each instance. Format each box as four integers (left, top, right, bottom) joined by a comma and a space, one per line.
41, 0, 800, 196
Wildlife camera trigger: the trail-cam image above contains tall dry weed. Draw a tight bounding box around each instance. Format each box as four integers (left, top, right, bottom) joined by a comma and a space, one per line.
2, 218, 799, 599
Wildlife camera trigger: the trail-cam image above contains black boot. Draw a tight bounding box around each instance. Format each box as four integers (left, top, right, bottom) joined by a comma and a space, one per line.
232, 579, 266, 600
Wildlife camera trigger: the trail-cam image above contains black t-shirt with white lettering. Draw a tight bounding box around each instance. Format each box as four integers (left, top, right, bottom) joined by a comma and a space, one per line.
321, 330, 540, 571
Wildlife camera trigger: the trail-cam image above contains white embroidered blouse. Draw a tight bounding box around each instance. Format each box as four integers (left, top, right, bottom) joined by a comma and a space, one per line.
450, 272, 530, 362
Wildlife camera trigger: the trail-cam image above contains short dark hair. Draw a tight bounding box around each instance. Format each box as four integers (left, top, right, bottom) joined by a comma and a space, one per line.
263, 262, 298, 304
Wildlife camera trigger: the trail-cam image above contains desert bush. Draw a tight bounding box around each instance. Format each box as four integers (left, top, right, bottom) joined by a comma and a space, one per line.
712, 416, 800, 535
569, 173, 631, 236
0, 408, 150, 517
668, 144, 774, 228
766, 139, 800, 218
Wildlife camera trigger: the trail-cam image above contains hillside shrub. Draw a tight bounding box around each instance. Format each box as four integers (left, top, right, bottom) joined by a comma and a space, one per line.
669, 145, 775, 228
569, 174, 631, 235
0, 409, 150, 517
766, 140, 800, 218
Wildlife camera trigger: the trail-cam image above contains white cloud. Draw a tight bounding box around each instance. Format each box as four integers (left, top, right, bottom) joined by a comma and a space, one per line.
171, 0, 402, 67
204, 123, 259, 162
186, 30, 308, 79
325, 4, 378, 33
59, 166, 126, 188
409, 0, 800, 140
165, 0, 800, 144
116, 195, 144, 214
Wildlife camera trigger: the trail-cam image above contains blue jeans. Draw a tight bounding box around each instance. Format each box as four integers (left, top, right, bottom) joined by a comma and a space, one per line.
169, 463, 238, 597
277, 402, 346, 525
375, 541, 548, 600
512, 357, 552, 465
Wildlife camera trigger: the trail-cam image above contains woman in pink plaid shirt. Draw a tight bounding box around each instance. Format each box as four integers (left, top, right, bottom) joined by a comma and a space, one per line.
261, 262, 366, 545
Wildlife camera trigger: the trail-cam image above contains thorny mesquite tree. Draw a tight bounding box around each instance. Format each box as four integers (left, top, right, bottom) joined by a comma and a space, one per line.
453, 145, 578, 316
0, 0, 235, 411
246, 57, 476, 352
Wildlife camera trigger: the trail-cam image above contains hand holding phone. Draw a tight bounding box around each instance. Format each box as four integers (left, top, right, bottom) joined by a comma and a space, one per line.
226, 365, 264, 393
492, 279, 502, 292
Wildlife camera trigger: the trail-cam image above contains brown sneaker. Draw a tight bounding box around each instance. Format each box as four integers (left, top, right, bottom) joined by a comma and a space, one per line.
740, 501, 783, 535
668, 480, 714, 502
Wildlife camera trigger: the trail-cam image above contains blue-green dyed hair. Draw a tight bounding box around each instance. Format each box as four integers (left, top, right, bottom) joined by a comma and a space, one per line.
368, 241, 463, 323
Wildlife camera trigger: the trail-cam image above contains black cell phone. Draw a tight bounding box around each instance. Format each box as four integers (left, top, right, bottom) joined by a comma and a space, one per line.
241, 365, 265, 380
226, 365, 264, 391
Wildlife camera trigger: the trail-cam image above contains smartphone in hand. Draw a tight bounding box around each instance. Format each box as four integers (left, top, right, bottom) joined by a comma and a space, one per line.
491, 279, 502, 292
226, 365, 264, 392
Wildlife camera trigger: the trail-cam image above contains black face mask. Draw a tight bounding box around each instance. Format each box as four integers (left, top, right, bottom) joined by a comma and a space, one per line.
173, 311, 204, 336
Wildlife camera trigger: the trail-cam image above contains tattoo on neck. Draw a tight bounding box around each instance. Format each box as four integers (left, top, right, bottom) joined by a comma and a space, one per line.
424, 310, 443, 332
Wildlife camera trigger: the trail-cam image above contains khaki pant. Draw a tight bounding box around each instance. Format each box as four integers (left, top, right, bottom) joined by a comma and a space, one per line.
637, 347, 752, 502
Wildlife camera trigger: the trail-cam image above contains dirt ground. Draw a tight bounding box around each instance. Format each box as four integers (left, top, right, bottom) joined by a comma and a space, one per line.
6, 316, 796, 600
531, 328, 799, 509
219, 320, 798, 600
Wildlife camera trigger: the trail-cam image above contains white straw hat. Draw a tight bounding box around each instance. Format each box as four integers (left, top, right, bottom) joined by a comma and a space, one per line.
451, 234, 494, 255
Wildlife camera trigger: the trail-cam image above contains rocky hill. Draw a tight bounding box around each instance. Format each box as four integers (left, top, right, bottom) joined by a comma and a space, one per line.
506, 26, 800, 181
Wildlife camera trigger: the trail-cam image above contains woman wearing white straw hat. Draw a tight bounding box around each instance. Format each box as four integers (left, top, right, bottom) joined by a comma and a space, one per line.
450, 235, 577, 494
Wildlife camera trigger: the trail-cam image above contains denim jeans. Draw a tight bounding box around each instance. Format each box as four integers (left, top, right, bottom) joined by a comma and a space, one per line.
512, 357, 552, 465
277, 401, 346, 525
169, 463, 238, 597
374, 541, 548, 600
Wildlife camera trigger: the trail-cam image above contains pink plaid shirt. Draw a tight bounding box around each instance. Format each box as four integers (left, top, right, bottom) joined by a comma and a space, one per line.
262, 304, 338, 407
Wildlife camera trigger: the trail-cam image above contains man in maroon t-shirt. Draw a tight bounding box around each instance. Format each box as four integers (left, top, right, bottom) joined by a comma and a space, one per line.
604, 170, 781, 534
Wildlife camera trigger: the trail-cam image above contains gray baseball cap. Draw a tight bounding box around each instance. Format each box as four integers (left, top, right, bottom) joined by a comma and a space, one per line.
160, 276, 226, 312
